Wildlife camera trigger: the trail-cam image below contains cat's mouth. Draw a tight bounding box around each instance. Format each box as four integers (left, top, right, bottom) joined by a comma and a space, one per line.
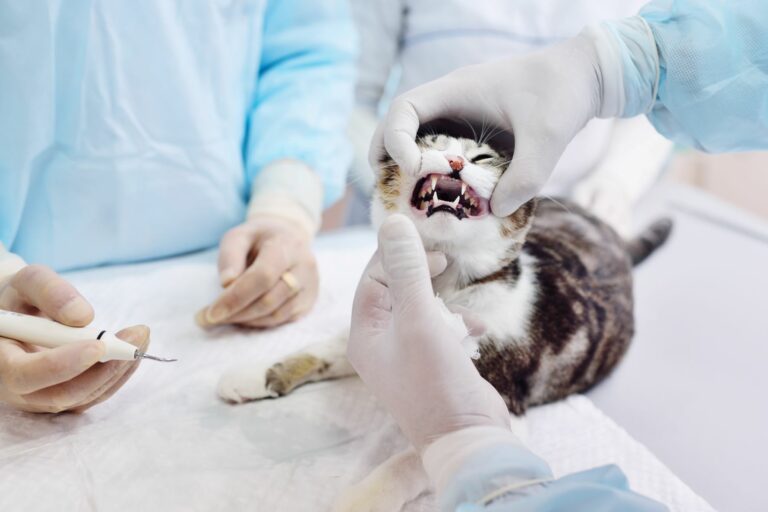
410, 173, 489, 220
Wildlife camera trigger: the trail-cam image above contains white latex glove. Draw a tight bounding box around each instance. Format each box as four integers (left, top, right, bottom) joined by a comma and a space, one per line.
347, 214, 510, 452
371, 26, 644, 217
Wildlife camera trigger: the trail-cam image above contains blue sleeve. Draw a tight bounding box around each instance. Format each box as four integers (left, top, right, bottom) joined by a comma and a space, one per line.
639, 0, 768, 152
443, 445, 667, 512
244, 0, 357, 207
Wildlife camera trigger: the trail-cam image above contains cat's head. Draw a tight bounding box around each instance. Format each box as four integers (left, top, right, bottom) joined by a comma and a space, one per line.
371, 131, 536, 277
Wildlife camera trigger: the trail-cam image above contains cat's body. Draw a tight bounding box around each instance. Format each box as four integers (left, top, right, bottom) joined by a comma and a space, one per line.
218, 131, 672, 512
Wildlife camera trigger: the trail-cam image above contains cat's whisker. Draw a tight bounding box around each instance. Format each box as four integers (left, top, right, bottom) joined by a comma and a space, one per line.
540, 195, 574, 214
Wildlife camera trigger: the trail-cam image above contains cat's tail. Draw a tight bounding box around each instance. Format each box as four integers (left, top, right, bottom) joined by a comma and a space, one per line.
626, 218, 673, 266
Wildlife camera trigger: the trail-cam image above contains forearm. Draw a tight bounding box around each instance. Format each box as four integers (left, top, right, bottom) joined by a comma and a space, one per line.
425, 426, 667, 511
422, 426, 552, 510
589, 1, 768, 152
245, 0, 357, 209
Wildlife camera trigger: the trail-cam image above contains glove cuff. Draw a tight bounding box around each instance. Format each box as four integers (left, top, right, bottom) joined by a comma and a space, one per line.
247, 159, 323, 237
422, 426, 524, 498
583, 16, 660, 118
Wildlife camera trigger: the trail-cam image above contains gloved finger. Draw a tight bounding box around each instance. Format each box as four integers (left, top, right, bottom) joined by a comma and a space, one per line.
0, 337, 103, 395
9, 265, 94, 327
203, 239, 295, 325
218, 227, 255, 288
446, 305, 487, 337
20, 325, 149, 413
373, 85, 448, 177
224, 262, 316, 325
367, 250, 447, 286
490, 134, 558, 217
378, 214, 434, 312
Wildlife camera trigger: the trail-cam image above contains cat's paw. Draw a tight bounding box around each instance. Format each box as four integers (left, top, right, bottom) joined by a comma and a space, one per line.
572, 177, 633, 237
217, 361, 279, 403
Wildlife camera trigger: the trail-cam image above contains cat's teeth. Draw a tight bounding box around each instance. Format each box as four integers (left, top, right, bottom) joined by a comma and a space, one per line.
431, 177, 437, 190
461, 183, 467, 195
452, 196, 460, 207
432, 195, 439, 207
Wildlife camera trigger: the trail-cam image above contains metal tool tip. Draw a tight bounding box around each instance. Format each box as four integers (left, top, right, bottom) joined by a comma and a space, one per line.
136, 352, 178, 362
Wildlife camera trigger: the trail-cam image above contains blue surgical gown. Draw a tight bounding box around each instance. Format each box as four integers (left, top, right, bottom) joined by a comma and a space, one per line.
447, 2, 767, 509
0, 0, 355, 271
620, 0, 768, 152
443, 443, 667, 511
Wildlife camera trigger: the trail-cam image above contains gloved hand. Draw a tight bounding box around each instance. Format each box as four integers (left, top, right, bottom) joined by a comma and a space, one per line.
347, 214, 510, 452
0, 265, 149, 413
371, 22, 655, 217
197, 215, 319, 329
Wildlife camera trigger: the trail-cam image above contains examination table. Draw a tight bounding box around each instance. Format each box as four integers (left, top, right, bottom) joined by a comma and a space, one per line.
1, 184, 763, 512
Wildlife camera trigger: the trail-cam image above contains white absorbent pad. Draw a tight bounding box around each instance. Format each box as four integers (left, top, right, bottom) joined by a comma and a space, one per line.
0, 229, 713, 512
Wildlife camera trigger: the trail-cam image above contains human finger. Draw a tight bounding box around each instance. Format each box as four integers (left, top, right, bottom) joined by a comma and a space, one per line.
0, 337, 103, 395
10, 265, 94, 326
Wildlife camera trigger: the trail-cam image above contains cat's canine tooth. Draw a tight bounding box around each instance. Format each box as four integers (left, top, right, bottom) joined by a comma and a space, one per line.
452, 196, 460, 207
431, 176, 437, 190
432, 195, 439, 207
461, 183, 467, 195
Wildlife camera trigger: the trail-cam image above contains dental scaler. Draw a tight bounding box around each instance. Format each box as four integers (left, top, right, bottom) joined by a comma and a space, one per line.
0, 309, 177, 363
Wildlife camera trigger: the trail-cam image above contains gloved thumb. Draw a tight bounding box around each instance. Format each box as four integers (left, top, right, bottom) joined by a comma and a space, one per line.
378, 214, 434, 310
490, 134, 559, 217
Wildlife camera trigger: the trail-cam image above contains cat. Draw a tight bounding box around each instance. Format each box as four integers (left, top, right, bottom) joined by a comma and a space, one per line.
218, 130, 672, 511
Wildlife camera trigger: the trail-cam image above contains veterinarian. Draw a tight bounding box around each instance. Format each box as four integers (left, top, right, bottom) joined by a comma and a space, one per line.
357, 0, 768, 509
0, 0, 355, 413
349, 214, 667, 510
375, 0, 768, 217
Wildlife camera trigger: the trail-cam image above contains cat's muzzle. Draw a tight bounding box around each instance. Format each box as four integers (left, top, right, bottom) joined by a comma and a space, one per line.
410, 173, 488, 220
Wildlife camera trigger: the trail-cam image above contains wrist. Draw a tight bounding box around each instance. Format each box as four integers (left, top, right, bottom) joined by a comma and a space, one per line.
582, 16, 659, 119
423, 426, 553, 509
247, 159, 323, 237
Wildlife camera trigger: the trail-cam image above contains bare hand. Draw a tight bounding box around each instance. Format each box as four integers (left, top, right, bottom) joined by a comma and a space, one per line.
0, 265, 149, 413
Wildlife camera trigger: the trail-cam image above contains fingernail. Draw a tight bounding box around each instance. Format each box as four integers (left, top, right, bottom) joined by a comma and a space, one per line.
220, 269, 237, 287
80, 341, 104, 368
60, 298, 92, 323
206, 305, 228, 324
195, 309, 211, 327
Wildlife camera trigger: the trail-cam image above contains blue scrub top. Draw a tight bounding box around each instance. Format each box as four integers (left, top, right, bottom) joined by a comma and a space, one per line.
0, 0, 355, 271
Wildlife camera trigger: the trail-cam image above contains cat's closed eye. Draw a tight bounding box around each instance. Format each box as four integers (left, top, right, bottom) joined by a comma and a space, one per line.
470, 153, 495, 163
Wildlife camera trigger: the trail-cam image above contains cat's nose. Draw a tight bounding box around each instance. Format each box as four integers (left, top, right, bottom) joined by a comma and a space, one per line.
446, 155, 464, 171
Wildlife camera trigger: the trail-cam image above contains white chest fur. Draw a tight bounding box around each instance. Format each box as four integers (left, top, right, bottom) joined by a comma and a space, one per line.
433, 253, 538, 348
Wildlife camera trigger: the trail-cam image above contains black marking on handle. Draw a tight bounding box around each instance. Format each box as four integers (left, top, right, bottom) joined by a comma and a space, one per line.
96, 330, 106, 340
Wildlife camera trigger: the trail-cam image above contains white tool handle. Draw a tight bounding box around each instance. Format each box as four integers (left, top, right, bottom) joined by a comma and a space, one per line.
0, 309, 137, 362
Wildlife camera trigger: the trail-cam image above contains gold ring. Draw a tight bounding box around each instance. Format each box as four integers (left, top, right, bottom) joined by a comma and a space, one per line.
280, 271, 301, 294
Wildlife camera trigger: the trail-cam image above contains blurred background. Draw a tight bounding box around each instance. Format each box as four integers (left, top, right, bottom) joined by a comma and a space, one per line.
668, 151, 768, 219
